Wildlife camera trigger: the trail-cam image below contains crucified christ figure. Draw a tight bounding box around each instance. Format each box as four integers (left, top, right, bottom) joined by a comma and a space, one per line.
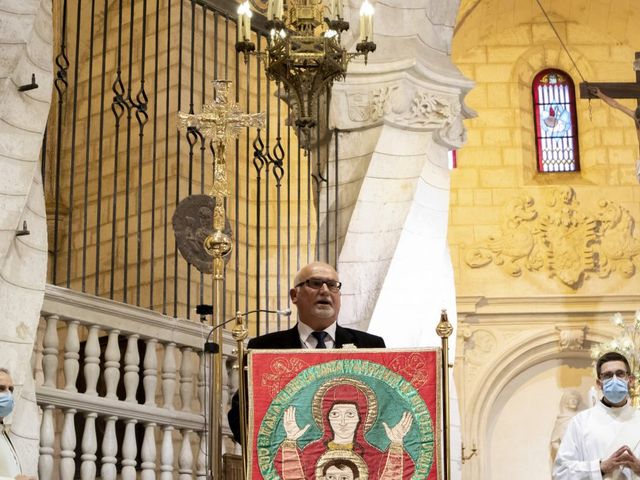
588, 86, 640, 156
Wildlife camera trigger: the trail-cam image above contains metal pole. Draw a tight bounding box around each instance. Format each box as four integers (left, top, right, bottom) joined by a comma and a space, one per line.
205, 256, 226, 480
436, 309, 453, 480
177, 79, 264, 480
212, 256, 225, 479
206, 332, 216, 480
231, 312, 249, 480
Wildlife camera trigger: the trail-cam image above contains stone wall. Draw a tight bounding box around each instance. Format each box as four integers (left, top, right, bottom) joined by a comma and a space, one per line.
451, 5, 640, 298
451, 1, 640, 478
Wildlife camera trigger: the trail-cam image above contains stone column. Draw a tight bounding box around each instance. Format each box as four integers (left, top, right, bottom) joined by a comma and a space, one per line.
331, 0, 471, 343
0, 0, 53, 475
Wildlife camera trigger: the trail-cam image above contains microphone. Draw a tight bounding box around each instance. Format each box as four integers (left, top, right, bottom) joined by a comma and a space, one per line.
243, 307, 291, 317
203, 307, 292, 352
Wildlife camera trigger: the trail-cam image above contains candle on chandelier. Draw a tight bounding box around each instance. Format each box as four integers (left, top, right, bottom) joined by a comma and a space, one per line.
268, 0, 283, 20
237, 1, 252, 41
245, 10, 252, 40
331, 0, 343, 19
359, 0, 374, 42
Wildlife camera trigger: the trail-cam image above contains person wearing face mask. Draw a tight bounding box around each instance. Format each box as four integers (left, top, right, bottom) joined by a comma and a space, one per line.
0, 368, 35, 480
553, 352, 640, 479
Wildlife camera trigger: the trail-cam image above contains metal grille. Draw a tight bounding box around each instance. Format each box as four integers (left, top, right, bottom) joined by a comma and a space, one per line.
42, 0, 341, 331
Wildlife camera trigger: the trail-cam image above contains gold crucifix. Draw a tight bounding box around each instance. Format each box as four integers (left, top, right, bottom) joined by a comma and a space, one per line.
179, 80, 265, 256
177, 80, 264, 480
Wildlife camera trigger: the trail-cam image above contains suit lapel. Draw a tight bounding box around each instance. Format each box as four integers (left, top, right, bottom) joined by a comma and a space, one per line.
283, 325, 303, 348
334, 325, 354, 348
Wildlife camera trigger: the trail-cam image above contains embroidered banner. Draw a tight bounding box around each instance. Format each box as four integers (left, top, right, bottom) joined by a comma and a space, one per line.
247, 349, 441, 480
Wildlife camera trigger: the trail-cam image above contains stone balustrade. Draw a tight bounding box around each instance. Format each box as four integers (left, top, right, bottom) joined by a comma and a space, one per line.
34, 285, 240, 480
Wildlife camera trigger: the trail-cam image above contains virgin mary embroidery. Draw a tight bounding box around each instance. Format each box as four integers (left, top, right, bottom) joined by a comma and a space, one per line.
248, 350, 441, 480
277, 379, 415, 479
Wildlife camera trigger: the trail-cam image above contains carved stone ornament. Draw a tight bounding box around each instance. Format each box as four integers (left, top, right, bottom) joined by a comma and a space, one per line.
346, 85, 399, 123
172, 194, 233, 274
397, 90, 461, 128
464, 329, 497, 365
556, 326, 587, 351
464, 187, 640, 289
345, 85, 462, 132
371, 86, 399, 121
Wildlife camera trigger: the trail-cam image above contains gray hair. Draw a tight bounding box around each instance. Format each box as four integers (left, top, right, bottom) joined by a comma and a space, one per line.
0, 368, 10, 375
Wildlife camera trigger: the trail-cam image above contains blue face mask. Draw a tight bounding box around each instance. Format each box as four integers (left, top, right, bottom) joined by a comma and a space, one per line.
0, 393, 14, 418
603, 377, 629, 404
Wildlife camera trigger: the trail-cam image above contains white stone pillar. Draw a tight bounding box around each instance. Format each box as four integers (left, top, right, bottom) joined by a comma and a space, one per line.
0, 0, 53, 475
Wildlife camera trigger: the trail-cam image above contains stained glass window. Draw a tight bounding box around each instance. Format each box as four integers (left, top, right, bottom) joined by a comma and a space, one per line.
532, 69, 580, 172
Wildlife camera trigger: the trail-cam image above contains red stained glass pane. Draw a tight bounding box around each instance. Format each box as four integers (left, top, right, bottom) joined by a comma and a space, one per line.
532, 69, 580, 172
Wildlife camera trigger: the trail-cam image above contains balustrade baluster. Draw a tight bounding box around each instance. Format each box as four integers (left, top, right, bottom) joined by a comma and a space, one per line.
80, 412, 98, 480
124, 334, 140, 402
104, 329, 121, 399
59, 408, 76, 480
141, 423, 157, 480
37, 295, 213, 480
178, 429, 193, 480
160, 426, 174, 480
121, 419, 138, 480
196, 431, 207, 480
162, 342, 177, 409
42, 315, 59, 387
64, 320, 80, 391
38, 405, 55, 480
84, 325, 100, 395
144, 338, 158, 406
101, 415, 118, 480
197, 352, 205, 414
180, 347, 193, 411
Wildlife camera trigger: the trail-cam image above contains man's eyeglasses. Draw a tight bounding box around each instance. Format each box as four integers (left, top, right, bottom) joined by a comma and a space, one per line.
599, 370, 629, 381
295, 278, 342, 292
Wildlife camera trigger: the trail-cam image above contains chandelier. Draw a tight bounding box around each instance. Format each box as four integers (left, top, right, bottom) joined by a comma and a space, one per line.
235, 0, 376, 138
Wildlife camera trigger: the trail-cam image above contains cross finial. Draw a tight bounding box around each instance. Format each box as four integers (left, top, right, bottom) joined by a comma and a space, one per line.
178, 80, 265, 143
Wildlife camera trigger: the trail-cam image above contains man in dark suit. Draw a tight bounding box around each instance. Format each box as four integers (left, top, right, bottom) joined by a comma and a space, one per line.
227, 261, 386, 442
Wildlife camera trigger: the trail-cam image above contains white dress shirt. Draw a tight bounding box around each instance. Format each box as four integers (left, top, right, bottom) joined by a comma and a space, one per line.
297, 322, 337, 349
